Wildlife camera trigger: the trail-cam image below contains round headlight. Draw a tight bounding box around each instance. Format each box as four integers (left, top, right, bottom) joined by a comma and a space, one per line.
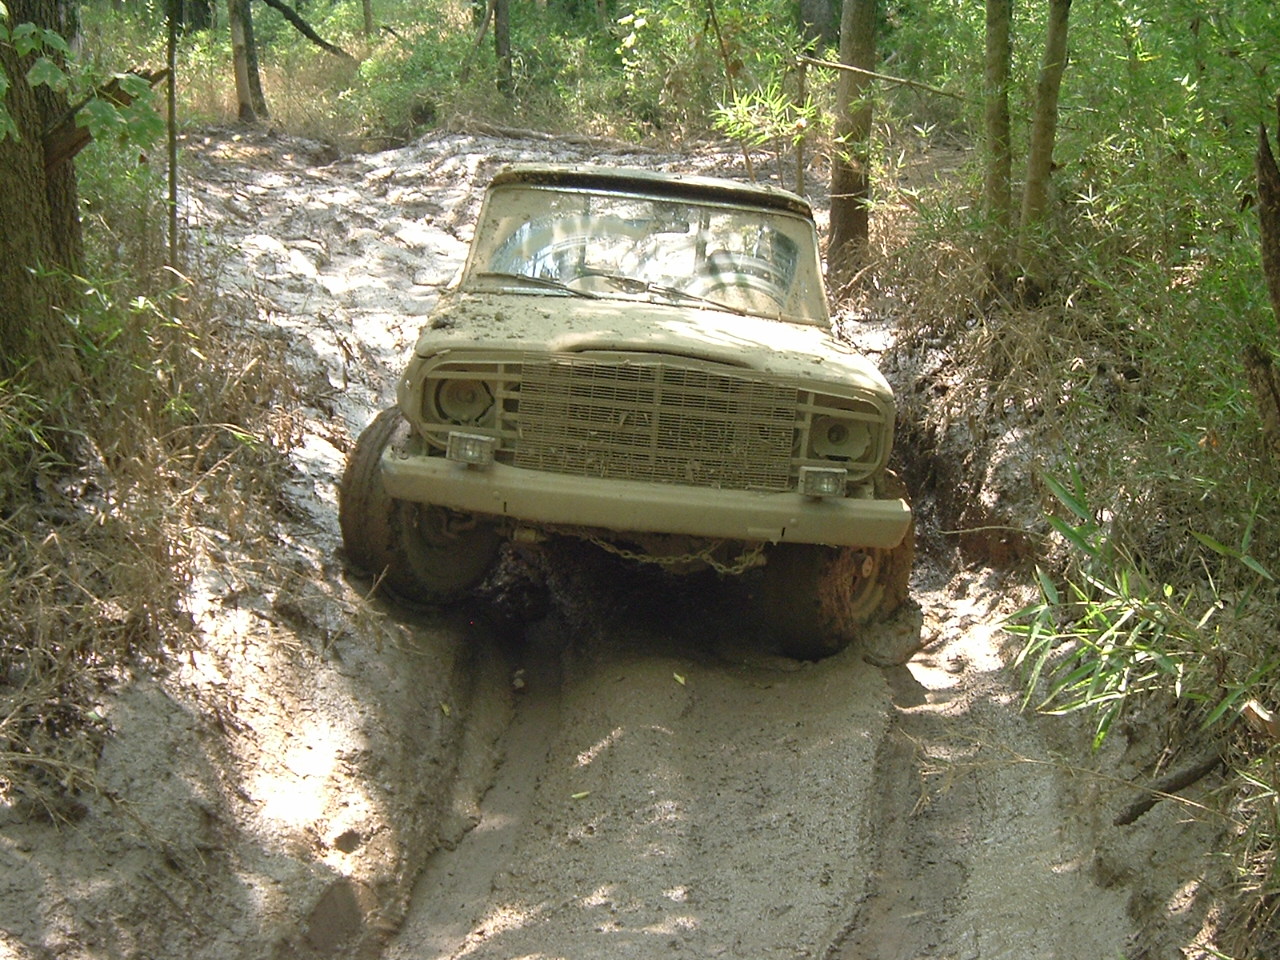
812, 416, 870, 460
435, 379, 493, 424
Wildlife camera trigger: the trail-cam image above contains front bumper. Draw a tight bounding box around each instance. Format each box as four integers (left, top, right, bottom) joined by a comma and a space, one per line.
380, 451, 911, 549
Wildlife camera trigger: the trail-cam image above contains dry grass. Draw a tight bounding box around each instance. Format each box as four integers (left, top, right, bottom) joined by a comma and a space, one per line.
0, 246, 300, 819
848, 141, 1280, 957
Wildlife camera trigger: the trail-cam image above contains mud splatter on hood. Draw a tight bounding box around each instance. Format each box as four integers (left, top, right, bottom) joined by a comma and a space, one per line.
414, 290, 893, 396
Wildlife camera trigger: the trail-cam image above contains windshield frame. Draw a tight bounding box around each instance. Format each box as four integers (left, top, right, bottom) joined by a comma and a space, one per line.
459, 177, 831, 326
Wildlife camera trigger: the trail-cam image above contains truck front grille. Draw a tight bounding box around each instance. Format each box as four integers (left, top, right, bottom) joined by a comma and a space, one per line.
513, 356, 796, 492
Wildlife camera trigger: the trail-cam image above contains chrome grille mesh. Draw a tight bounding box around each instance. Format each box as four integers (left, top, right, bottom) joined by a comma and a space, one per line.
513, 356, 796, 491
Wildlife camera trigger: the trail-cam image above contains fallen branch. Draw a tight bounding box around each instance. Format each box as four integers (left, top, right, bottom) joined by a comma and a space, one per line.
797, 54, 967, 103
42, 68, 169, 171
1113, 748, 1224, 827
256, 0, 357, 62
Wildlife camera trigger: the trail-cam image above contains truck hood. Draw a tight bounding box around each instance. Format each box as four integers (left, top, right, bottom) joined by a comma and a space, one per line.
413, 291, 892, 396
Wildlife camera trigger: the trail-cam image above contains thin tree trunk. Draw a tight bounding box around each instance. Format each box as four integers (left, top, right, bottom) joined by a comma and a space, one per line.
168, 0, 180, 268
494, 0, 512, 98
242, 0, 268, 118
363, 0, 374, 37
460, 0, 495, 80
983, 0, 1012, 276
1019, 0, 1071, 263
228, 0, 256, 122
1259, 101, 1280, 328
1249, 100, 1280, 458
828, 0, 875, 288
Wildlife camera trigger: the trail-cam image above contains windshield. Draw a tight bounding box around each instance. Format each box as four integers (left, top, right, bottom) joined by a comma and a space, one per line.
461, 181, 829, 324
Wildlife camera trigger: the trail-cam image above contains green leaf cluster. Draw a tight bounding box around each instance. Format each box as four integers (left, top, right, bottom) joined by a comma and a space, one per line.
1008, 470, 1276, 750
1, 4, 163, 151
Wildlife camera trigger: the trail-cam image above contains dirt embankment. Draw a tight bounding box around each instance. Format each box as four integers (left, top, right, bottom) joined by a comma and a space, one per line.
0, 129, 1229, 960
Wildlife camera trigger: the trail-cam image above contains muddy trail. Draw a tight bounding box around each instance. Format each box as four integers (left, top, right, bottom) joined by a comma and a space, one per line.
0, 128, 1228, 960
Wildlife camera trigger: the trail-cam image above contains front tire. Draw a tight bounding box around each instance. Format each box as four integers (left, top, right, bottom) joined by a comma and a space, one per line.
754, 473, 914, 660
339, 408, 501, 604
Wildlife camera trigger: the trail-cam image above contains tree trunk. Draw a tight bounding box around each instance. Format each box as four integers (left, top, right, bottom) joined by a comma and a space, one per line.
363, 0, 374, 37
494, 0, 513, 98
1259, 102, 1280, 327
242, 0, 269, 118
827, 0, 875, 289
983, 0, 1012, 276
1019, 0, 1071, 263
178, 0, 214, 31
228, 0, 256, 121
799, 0, 835, 52
1250, 100, 1280, 458
0, 0, 82, 379
227, 0, 268, 121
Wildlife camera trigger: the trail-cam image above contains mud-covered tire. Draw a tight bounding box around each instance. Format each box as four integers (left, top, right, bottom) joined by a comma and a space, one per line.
339, 408, 502, 604
755, 472, 914, 660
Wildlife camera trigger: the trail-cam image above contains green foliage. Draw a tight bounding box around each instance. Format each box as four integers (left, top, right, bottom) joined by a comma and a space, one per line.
1, 3, 164, 150
1, 174, 298, 819
0, 7, 77, 138
1005, 470, 1275, 749
615, 0, 797, 133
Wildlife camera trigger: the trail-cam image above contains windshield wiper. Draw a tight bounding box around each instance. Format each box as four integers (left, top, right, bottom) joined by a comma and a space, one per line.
582, 271, 748, 316
473, 271, 602, 300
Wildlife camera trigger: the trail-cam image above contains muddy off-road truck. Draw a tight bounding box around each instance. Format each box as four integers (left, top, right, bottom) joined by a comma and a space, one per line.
340, 164, 913, 659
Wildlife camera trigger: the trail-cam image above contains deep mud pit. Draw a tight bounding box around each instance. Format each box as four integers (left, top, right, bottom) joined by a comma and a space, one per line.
0, 129, 1230, 960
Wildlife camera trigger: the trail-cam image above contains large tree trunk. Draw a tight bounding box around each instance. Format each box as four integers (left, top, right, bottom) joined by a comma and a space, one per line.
827, 0, 875, 289
0, 0, 82, 379
983, 0, 1013, 276
1019, 0, 1072, 263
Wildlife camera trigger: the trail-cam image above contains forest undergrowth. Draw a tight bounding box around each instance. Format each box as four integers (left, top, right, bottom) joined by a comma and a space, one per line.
5, 0, 1280, 954
0, 138, 302, 821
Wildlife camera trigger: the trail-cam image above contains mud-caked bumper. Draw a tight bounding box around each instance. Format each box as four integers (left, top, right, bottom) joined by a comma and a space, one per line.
380, 452, 911, 549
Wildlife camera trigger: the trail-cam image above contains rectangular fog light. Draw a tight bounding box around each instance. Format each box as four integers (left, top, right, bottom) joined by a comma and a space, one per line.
799, 465, 848, 499
446, 431, 497, 466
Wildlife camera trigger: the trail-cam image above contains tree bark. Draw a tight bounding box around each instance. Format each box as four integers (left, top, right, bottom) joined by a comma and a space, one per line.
494, 0, 512, 98
799, 0, 835, 52
1019, 0, 1071, 261
42, 69, 168, 171
228, 0, 257, 122
1250, 100, 1280, 458
242, 0, 268, 118
257, 0, 357, 62
983, 0, 1012, 276
0, 0, 82, 379
827, 0, 875, 288
1259, 102, 1280, 327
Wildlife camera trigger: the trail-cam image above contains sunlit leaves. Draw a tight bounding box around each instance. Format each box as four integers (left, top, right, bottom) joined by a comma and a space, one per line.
24, 55, 66, 91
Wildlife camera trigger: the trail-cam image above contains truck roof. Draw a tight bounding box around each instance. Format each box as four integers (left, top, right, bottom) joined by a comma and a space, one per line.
488, 163, 815, 220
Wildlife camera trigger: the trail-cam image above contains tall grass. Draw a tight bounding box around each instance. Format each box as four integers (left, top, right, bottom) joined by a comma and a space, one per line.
0, 125, 299, 818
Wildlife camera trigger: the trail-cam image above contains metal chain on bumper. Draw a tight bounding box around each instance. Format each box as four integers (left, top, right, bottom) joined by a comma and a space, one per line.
585, 535, 767, 575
